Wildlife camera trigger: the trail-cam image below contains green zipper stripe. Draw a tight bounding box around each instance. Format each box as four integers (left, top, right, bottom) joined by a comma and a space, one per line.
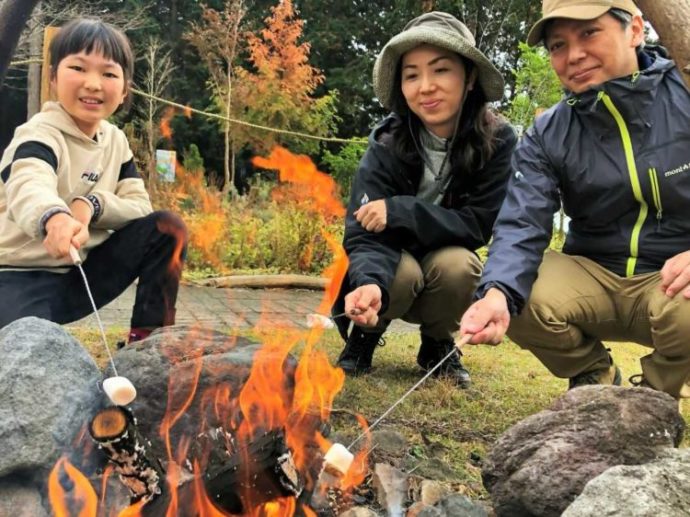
649, 167, 662, 213
601, 93, 647, 277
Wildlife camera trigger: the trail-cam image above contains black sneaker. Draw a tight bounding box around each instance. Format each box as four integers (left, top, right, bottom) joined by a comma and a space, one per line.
417, 336, 471, 389
336, 328, 385, 376
569, 356, 622, 390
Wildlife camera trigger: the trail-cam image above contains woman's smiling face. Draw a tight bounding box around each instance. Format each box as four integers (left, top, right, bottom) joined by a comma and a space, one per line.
400, 44, 472, 138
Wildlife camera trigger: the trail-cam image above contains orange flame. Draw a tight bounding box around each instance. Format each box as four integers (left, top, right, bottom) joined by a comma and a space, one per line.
49, 147, 371, 516
48, 457, 98, 517
252, 146, 345, 220
167, 162, 230, 272
160, 107, 175, 140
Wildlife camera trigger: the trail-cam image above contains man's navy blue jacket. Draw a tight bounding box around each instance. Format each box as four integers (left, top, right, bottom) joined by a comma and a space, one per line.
478, 48, 690, 314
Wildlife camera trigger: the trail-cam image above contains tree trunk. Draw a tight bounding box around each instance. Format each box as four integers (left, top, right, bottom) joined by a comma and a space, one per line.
0, 0, 41, 89
26, 2, 42, 118
637, 0, 690, 89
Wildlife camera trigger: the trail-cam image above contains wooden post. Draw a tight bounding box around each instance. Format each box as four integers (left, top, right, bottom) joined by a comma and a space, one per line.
636, 0, 690, 90
40, 25, 59, 107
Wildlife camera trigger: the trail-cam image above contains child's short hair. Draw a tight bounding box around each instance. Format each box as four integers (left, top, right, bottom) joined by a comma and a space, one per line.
49, 19, 134, 84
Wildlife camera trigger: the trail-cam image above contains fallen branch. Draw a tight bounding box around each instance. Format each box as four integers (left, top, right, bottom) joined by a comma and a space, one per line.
195, 274, 328, 290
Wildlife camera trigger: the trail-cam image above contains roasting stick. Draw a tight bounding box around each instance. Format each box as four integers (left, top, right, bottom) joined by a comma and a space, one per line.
70, 246, 137, 405
70, 246, 119, 376
346, 333, 473, 451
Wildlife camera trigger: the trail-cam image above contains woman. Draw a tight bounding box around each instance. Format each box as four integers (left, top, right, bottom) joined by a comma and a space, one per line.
333, 11, 516, 388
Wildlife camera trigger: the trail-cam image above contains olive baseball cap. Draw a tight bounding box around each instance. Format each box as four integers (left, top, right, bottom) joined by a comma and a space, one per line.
527, 0, 641, 46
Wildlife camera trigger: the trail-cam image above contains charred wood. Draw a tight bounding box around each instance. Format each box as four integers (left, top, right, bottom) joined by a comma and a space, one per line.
89, 406, 163, 504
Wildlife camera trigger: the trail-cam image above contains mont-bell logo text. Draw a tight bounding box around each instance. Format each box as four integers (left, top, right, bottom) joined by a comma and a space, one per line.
664, 162, 690, 178
81, 169, 101, 183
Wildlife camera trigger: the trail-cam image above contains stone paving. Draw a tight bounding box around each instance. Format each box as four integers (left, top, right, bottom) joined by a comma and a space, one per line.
70, 283, 417, 333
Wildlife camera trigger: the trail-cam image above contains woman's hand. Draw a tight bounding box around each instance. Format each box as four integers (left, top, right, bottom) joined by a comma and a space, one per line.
660, 250, 690, 298
355, 199, 387, 233
344, 284, 383, 327
460, 288, 511, 345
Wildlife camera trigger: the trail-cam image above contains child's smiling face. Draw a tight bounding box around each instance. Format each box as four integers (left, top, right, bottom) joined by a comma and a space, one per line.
51, 50, 127, 137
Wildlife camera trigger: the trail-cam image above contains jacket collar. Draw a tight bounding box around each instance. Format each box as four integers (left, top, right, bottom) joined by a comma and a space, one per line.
564, 47, 674, 122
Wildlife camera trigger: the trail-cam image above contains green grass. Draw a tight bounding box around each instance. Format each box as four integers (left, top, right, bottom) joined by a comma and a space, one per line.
69, 326, 690, 498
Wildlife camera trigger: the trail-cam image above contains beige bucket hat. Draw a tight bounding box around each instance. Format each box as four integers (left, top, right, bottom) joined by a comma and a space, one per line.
373, 11, 505, 109
527, 0, 641, 46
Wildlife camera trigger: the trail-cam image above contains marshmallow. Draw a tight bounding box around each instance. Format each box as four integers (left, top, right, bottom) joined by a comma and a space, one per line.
103, 376, 137, 406
323, 442, 354, 476
306, 313, 335, 329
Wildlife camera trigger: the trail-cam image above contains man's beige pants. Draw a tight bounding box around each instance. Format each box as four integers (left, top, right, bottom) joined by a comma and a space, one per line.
509, 251, 690, 398
375, 247, 482, 341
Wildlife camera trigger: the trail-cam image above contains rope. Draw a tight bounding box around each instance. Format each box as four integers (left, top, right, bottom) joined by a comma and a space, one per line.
7, 58, 367, 145
131, 88, 365, 144
8, 58, 44, 67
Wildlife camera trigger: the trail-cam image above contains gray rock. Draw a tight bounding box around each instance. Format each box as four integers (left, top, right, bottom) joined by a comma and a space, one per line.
0, 477, 47, 517
0, 317, 101, 477
482, 385, 685, 517
338, 507, 380, 517
112, 326, 305, 463
416, 495, 488, 517
563, 448, 690, 516
372, 463, 408, 517
370, 429, 407, 455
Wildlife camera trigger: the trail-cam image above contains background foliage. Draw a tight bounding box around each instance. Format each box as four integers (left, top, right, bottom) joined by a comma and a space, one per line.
2, 0, 563, 276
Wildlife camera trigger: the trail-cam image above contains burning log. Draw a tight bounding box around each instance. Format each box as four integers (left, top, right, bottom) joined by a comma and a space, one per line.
89, 406, 162, 504
91, 408, 304, 515
199, 427, 303, 514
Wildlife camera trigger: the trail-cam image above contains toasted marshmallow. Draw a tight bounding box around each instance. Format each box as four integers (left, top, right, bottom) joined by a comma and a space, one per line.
103, 376, 137, 406
306, 313, 335, 329
323, 442, 354, 476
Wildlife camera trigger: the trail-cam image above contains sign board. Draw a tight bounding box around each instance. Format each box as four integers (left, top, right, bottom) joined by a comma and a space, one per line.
155, 150, 176, 182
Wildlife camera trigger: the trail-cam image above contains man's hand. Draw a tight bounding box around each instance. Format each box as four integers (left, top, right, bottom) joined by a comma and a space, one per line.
660, 250, 690, 298
344, 284, 383, 327
460, 288, 511, 345
354, 199, 387, 233
43, 212, 85, 259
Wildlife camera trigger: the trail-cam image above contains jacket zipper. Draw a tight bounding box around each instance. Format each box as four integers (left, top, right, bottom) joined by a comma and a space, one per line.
648, 167, 663, 231
599, 92, 647, 277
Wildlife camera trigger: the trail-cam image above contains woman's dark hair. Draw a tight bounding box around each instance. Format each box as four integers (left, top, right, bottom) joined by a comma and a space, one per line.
49, 18, 134, 84
388, 57, 502, 177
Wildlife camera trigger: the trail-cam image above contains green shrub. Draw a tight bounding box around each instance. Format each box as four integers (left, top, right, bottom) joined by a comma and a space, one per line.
322, 139, 367, 201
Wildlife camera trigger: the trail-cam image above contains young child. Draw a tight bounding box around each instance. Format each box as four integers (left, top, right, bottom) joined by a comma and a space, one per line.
0, 18, 187, 343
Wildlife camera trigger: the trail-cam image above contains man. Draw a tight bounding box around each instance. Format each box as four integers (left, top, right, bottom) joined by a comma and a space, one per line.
460, 0, 690, 399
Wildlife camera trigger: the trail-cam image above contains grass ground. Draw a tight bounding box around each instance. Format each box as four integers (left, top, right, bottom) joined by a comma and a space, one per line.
68, 325, 690, 498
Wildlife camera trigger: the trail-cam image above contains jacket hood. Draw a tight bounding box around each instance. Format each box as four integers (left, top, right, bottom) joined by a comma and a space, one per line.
34, 102, 108, 144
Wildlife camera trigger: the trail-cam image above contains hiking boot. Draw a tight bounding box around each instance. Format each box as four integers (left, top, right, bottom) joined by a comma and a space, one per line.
568, 356, 621, 390
336, 328, 385, 376
417, 335, 471, 389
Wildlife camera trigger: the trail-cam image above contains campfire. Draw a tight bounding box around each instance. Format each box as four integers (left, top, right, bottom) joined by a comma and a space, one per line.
48, 147, 370, 516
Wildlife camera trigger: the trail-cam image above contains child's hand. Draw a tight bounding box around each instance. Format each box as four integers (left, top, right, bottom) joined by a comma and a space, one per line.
43, 213, 85, 259
69, 199, 92, 247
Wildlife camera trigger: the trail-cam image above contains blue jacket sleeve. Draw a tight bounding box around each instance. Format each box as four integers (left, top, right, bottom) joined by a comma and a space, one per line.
476, 127, 561, 314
